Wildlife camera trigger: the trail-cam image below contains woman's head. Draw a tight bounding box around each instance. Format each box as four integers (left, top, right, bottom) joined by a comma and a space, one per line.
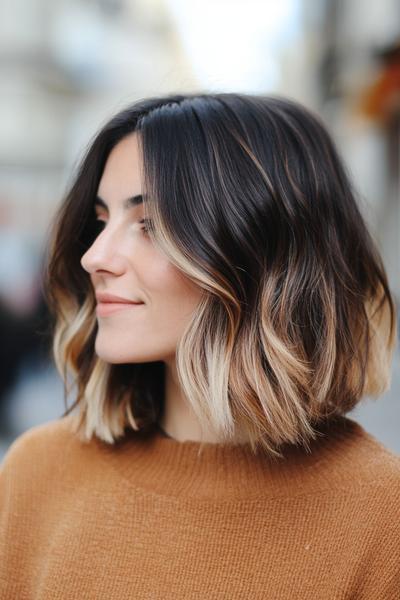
46, 92, 397, 456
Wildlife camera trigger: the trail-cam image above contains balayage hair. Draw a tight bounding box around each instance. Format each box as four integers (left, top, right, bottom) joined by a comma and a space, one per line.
45, 92, 397, 458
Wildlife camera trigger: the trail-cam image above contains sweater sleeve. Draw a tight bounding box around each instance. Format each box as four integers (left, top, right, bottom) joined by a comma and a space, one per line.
0, 422, 69, 599
0, 431, 31, 598
357, 474, 400, 600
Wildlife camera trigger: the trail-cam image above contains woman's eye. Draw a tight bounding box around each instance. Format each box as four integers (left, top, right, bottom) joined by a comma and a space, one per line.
94, 218, 106, 232
91, 216, 153, 237
139, 218, 153, 235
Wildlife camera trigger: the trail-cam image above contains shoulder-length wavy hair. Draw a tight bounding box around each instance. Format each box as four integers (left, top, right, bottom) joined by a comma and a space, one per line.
45, 92, 397, 458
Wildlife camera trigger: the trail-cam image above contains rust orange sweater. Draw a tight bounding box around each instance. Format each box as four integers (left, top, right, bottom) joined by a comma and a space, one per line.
0, 414, 399, 599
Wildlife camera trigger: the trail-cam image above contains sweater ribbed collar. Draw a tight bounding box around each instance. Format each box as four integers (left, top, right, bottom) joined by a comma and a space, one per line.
95, 416, 368, 503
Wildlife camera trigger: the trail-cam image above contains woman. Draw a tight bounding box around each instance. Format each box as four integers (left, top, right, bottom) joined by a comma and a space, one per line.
0, 92, 399, 599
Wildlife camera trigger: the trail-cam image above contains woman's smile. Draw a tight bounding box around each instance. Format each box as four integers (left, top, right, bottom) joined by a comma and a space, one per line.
96, 301, 145, 317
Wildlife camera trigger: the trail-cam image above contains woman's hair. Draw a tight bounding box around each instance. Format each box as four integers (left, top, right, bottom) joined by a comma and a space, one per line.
45, 92, 397, 458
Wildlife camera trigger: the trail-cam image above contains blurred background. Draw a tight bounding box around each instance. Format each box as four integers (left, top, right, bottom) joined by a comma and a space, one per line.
0, 0, 399, 459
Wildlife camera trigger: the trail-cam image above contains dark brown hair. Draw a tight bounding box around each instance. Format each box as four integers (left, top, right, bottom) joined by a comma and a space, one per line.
45, 92, 397, 457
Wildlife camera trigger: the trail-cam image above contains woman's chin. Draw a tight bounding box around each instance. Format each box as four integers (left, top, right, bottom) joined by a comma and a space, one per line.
94, 339, 129, 364
94, 340, 161, 364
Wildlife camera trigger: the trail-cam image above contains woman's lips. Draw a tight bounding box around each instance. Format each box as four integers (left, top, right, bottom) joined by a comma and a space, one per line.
96, 302, 145, 317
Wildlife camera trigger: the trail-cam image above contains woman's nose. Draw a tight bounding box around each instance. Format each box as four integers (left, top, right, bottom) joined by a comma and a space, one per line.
80, 227, 125, 276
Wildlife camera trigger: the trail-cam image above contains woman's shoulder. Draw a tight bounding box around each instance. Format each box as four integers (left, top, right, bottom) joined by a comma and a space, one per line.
343, 417, 400, 479
313, 416, 400, 512
320, 417, 400, 481
282, 416, 400, 504
0, 414, 93, 494
0, 414, 111, 526
1, 415, 76, 467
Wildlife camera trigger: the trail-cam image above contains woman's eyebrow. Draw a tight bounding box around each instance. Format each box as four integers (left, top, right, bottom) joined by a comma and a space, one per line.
94, 194, 146, 211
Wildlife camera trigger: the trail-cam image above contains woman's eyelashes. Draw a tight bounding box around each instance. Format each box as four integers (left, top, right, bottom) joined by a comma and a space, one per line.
138, 218, 152, 235
93, 216, 152, 236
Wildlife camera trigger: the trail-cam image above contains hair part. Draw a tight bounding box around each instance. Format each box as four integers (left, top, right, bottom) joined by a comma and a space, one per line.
45, 92, 397, 458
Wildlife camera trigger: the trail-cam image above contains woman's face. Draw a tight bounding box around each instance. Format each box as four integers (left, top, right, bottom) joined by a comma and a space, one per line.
80, 132, 203, 365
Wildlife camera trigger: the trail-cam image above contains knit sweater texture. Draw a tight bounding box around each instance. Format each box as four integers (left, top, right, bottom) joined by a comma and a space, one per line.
0, 413, 399, 599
